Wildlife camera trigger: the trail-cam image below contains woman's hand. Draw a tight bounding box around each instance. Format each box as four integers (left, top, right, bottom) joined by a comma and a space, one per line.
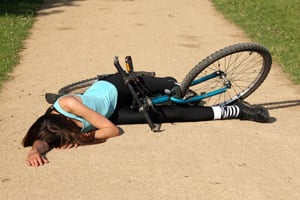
26, 140, 50, 167
27, 148, 49, 167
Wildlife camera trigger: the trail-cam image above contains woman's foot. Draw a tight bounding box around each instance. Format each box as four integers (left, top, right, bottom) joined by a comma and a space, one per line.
236, 100, 270, 123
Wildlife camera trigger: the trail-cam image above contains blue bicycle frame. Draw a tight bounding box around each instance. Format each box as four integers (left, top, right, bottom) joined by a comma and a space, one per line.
151, 71, 228, 105
113, 57, 229, 131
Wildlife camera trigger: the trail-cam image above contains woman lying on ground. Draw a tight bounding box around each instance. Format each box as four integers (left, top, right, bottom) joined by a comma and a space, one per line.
23, 74, 269, 167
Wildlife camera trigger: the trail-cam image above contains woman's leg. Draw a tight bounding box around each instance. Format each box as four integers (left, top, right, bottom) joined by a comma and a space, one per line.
109, 102, 270, 124
106, 74, 270, 124
109, 105, 214, 124
136, 75, 177, 95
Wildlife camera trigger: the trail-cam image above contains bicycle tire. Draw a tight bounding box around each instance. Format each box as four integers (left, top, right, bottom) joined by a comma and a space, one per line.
58, 76, 98, 94
180, 43, 272, 106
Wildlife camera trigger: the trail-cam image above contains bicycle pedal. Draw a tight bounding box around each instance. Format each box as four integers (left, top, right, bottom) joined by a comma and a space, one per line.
152, 123, 163, 132
125, 56, 134, 72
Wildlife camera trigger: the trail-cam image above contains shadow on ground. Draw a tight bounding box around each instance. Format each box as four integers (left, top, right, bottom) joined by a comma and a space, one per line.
0, 0, 82, 16
259, 99, 300, 110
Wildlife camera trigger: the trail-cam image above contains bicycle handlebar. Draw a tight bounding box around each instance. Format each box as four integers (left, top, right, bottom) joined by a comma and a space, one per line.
113, 57, 161, 132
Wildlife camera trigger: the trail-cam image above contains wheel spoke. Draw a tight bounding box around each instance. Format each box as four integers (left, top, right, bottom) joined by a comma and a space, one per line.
180, 43, 271, 106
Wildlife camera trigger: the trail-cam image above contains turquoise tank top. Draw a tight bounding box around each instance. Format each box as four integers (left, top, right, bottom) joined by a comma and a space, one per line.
53, 81, 118, 132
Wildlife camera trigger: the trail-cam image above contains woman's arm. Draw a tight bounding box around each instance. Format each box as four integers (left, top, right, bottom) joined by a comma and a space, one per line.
27, 140, 50, 167
59, 96, 120, 142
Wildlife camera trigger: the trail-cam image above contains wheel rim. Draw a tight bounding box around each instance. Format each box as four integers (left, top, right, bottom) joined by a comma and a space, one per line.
190, 50, 266, 106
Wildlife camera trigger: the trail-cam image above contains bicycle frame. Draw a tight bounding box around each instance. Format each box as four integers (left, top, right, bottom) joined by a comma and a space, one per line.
151, 71, 228, 105
114, 57, 229, 106
114, 57, 230, 131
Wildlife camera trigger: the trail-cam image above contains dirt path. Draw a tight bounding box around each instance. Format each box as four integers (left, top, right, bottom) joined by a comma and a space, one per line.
1, 0, 300, 199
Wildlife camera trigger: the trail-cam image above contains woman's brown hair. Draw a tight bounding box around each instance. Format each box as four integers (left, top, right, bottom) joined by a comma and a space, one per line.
22, 113, 95, 148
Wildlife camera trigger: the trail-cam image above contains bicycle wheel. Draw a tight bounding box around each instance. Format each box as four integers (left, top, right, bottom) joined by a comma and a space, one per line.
58, 77, 98, 94
180, 43, 272, 106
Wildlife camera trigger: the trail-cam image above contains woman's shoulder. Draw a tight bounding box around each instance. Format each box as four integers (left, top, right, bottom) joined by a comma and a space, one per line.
55, 95, 83, 112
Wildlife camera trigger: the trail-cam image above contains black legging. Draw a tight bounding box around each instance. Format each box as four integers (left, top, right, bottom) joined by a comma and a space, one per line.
103, 74, 214, 124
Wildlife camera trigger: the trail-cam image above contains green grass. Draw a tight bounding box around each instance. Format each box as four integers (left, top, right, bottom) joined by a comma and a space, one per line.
211, 0, 300, 84
0, 0, 42, 87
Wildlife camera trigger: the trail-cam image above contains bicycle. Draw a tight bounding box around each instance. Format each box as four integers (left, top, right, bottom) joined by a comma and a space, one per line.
45, 43, 272, 132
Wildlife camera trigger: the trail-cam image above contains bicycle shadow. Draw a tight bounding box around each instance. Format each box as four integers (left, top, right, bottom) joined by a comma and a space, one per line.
256, 99, 300, 123
258, 99, 300, 110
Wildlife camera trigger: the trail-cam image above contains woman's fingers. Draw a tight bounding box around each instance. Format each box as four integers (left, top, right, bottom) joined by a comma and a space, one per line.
28, 158, 40, 167
27, 155, 49, 167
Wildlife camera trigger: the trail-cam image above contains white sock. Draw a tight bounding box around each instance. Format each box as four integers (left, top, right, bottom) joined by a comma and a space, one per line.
212, 105, 240, 120
212, 106, 222, 120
